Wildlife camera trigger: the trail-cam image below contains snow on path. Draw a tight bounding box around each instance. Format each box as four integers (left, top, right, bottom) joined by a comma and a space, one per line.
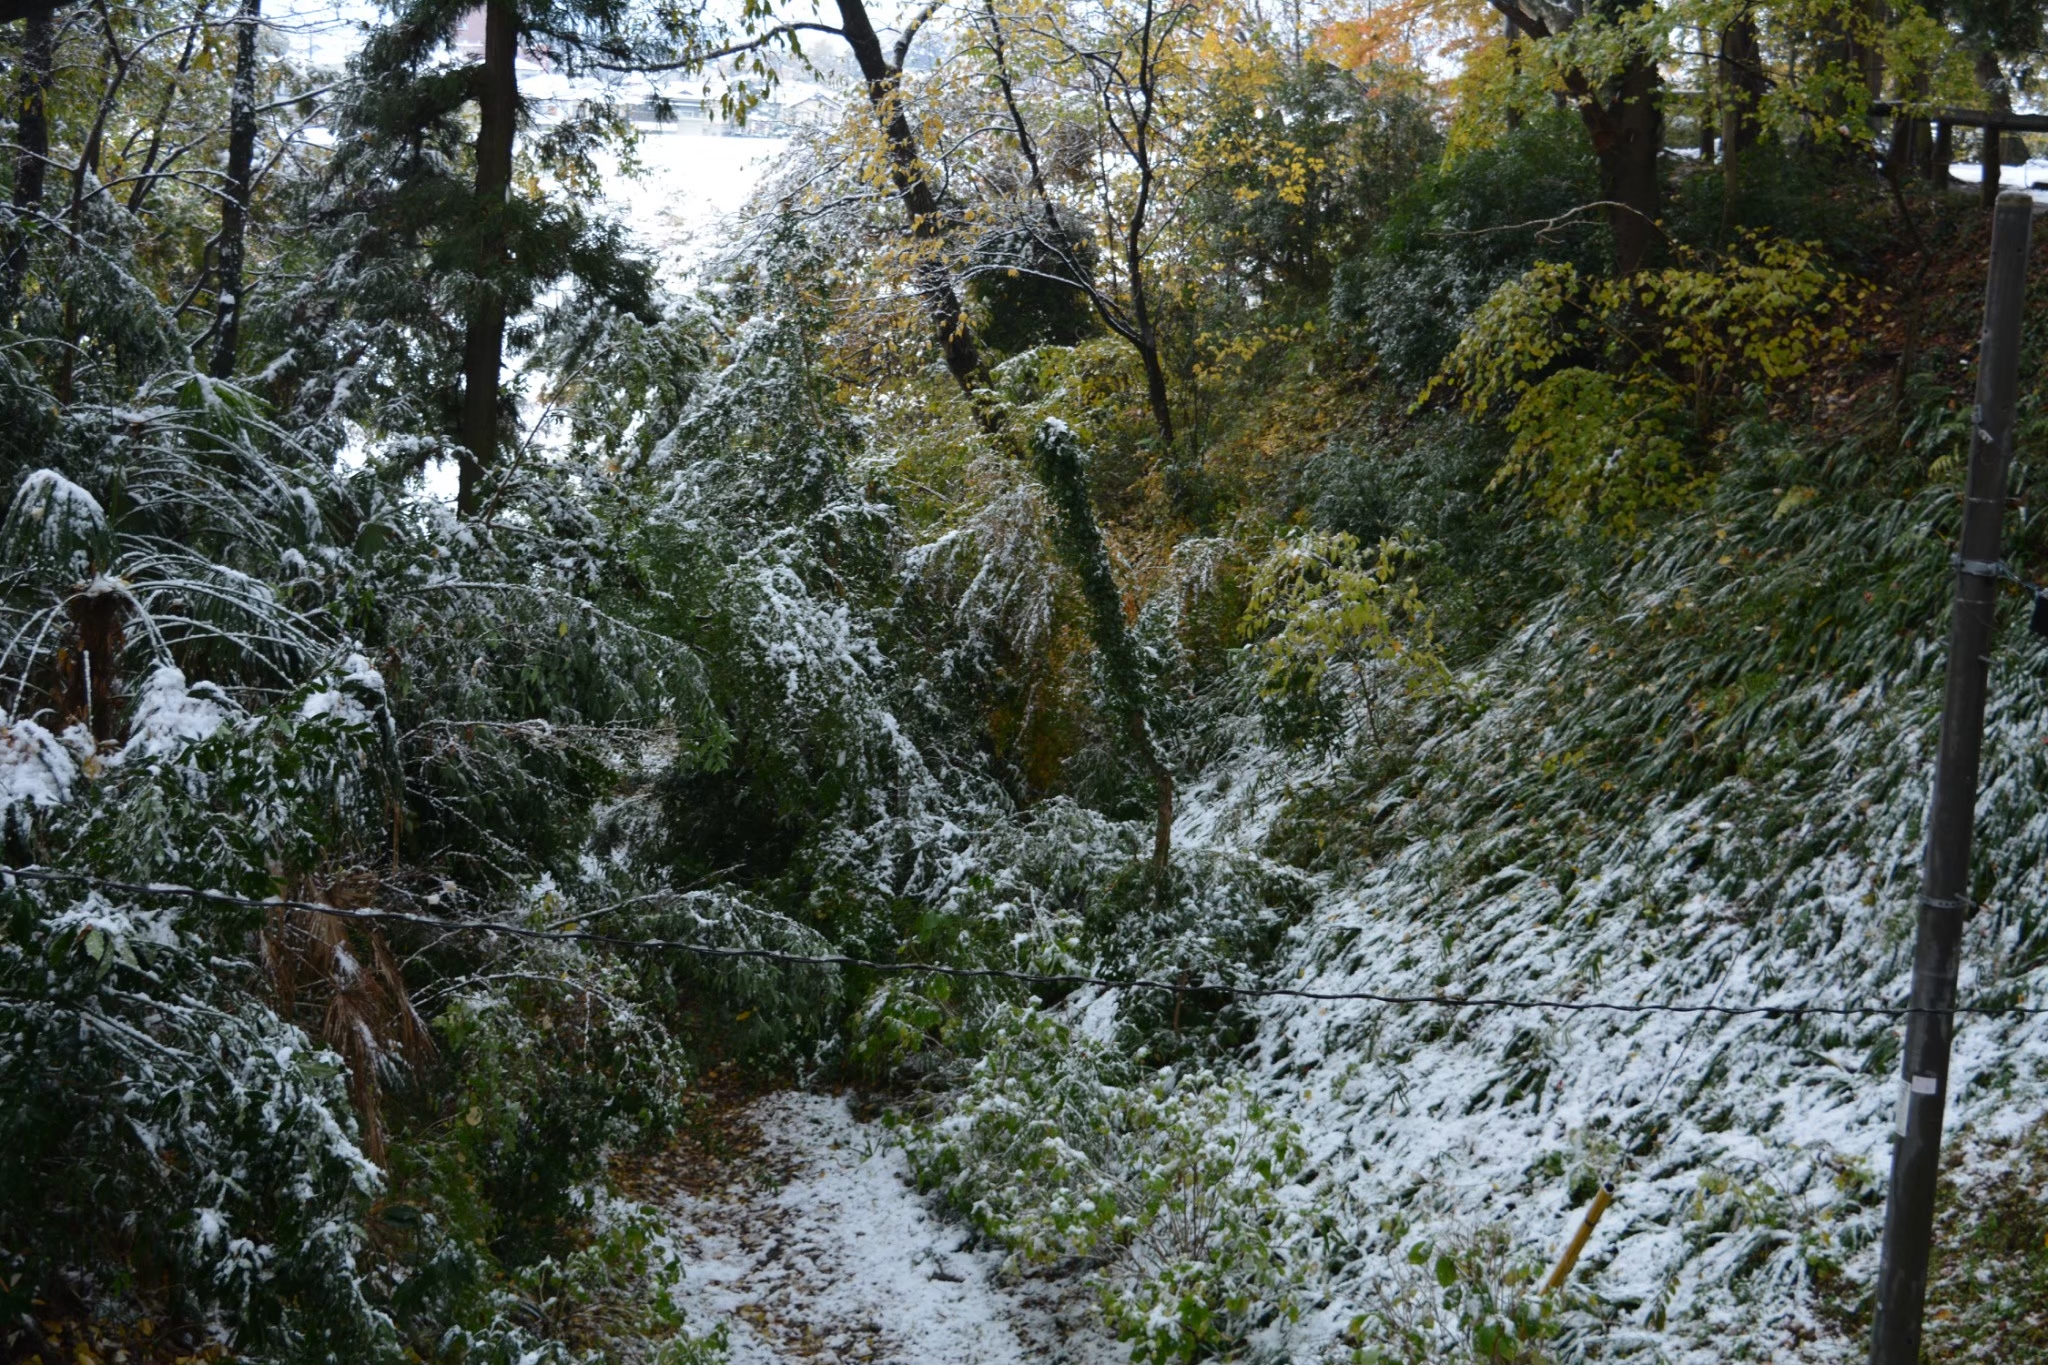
657, 1092, 1121, 1365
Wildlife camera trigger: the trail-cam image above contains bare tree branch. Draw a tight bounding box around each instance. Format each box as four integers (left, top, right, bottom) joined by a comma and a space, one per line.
892, 0, 947, 69
580, 22, 845, 74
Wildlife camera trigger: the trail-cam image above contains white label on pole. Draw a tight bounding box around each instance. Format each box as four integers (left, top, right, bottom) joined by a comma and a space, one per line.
1912, 1074, 1940, 1096
1895, 1078, 1912, 1135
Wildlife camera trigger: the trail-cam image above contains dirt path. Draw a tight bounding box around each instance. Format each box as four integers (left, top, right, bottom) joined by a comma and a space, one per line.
639, 1091, 1121, 1365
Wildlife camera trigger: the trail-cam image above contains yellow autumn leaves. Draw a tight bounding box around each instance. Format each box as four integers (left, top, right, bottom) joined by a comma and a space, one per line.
1428, 232, 1875, 534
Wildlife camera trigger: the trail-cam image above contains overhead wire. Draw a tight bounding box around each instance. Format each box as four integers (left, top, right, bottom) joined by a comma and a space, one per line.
7, 864, 2043, 1020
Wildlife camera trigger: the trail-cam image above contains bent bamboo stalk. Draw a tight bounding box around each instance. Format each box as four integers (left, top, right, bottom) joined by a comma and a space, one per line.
1543, 1182, 1615, 1294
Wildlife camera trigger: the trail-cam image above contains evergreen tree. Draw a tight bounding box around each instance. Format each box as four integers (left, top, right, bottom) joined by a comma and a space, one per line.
296, 0, 697, 507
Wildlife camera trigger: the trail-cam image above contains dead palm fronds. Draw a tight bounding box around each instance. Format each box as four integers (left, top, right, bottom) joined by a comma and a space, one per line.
259, 877, 435, 1163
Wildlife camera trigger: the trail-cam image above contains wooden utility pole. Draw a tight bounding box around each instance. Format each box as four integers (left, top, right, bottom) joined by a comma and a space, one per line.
1867, 189, 2033, 1365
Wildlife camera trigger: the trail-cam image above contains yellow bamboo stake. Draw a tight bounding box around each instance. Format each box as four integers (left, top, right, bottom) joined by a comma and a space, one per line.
1542, 1182, 1615, 1294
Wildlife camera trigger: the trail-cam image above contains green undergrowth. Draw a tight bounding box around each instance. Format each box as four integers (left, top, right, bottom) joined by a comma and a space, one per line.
1916, 1122, 2048, 1363
860, 194, 2048, 1363
897, 1005, 1315, 1364
1209, 298, 2048, 1358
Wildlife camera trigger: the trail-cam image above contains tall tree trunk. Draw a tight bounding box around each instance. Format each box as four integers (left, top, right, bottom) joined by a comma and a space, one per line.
1134, 329, 1173, 453
1860, 0, 1886, 100
981, 0, 1182, 499
1696, 26, 1715, 163
3, 7, 52, 313
833, 0, 985, 396
1813, 0, 1884, 112
1503, 13, 1522, 131
1884, 65, 1929, 190
1974, 48, 2010, 210
1718, 12, 1763, 225
1884, 115, 1920, 187
210, 0, 259, 379
1121, 150, 1175, 465
1121, 0, 1189, 506
458, 0, 517, 516
1717, 13, 1763, 153
1489, 0, 1663, 274
1579, 52, 1663, 275
126, 7, 205, 218
57, 13, 129, 403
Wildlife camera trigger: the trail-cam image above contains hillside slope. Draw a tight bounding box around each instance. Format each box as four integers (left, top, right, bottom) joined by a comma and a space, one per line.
1189, 450, 2048, 1358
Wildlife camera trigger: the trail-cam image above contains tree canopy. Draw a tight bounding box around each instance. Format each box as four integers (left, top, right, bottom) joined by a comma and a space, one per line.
6, 0, 2048, 1359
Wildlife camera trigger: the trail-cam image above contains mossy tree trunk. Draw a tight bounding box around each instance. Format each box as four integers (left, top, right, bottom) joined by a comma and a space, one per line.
210, 0, 259, 379
1029, 420, 1173, 880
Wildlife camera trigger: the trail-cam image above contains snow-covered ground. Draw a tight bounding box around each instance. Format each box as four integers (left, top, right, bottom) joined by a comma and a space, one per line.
656, 1093, 1122, 1365
1160, 592, 2048, 1360
1948, 158, 2048, 208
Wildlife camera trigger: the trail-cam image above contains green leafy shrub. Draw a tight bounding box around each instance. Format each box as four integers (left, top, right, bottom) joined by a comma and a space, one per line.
0, 880, 393, 1364
902, 1006, 1314, 1362
1344, 1226, 1567, 1364
432, 970, 698, 1265
1330, 109, 1606, 387
1240, 530, 1446, 748
1427, 234, 1874, 534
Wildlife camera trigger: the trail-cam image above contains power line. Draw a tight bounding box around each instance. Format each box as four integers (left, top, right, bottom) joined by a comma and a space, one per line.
8, 864, 2044, 1020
